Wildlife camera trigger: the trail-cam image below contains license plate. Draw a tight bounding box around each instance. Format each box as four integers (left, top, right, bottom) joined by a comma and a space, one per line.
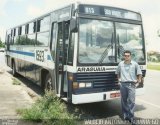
110, 92, 121, 98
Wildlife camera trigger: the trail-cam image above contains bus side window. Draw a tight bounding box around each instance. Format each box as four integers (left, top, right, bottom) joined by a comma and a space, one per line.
6, 32, 10, 44
6, 30, 11, 46
25, 24, 29, 34
51, 23, 57, 57
26, 22, 36, 46
12, 28, 16, 45
10, 30, 13, 45
27, 34, 36, 45
19, 25, 26, 45
14, 28, 19, 45
21, 25, 25, 35
28, 22, 34, 34
7, 34, 11, 50
36, 32, 49, 46
67, 33, 74, 66
37, 16, 50, 32
64, 22, 69, 64
36, 16, 50, 46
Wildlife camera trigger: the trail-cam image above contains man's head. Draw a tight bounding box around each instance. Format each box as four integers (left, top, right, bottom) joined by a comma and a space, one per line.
123, 50, 131, 62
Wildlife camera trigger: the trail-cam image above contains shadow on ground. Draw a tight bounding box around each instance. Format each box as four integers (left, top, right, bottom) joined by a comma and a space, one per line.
7, 70, 44, 97
7, 69, 146, 122
66, 99, 146, 120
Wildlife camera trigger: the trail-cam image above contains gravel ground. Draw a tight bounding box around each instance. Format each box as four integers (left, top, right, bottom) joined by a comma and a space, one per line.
0, 54, 41, 119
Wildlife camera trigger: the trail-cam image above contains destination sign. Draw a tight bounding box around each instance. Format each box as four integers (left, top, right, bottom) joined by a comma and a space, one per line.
78, 4, 141, 21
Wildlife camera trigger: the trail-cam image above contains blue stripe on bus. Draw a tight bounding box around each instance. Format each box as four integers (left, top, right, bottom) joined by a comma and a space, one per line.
10, 50, 52, 61
10, 50, 35, 57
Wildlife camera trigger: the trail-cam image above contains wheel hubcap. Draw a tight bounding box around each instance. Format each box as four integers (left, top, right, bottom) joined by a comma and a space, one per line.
47, 78, 52, 91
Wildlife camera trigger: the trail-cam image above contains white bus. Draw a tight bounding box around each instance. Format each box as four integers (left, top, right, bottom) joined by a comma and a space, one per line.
5, 3, 146, 104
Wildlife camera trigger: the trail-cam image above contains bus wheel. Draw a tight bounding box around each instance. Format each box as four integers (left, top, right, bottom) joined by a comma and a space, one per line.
12, 62, 18, 77
45, 73, 53, 92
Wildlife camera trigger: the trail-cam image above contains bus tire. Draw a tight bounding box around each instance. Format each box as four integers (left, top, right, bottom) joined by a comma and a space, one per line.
12, 62, 18, 77
45, 73, 53, 92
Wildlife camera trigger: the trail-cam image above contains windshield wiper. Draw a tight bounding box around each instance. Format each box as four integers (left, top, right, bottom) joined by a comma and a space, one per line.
97, 45, 112, 65
97, 33, 113, 65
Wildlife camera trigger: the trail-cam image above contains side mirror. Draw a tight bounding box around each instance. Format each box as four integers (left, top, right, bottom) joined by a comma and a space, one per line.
70, 18, 77, 32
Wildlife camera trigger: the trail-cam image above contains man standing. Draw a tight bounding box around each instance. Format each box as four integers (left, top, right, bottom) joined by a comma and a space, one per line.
116, 50, 142, 123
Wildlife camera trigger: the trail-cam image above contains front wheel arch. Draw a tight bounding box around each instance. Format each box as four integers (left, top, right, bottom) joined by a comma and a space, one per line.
41, 69, 55, 93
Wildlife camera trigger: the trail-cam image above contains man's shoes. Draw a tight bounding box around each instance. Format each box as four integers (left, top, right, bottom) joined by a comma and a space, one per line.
124, 117, 136, 125
130, 118, 136, 125
124, 117, 130, 121
124, 116, 132, 124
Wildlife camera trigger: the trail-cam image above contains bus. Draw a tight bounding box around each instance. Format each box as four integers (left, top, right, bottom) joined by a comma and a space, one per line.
5, 3, 146, 104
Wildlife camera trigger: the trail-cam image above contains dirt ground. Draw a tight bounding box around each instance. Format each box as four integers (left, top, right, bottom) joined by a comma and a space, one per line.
0, 61, 41, 119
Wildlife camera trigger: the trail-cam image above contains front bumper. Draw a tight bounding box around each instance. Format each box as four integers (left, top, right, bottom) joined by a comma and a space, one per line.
72, 90, 120, 104
72, 87, 145, 104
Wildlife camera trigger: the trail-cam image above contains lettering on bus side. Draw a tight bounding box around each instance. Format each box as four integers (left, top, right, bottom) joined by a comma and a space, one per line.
77, 67, 116, 72
36, 50, 44, 62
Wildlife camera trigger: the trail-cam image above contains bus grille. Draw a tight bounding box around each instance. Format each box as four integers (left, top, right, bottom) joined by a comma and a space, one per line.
76, 72, 119, 90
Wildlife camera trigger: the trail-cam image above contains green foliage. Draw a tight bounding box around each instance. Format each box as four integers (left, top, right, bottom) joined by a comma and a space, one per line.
147, 63, 160, 71
17, 92, 76, 125
147, 51, 160, 62
12, 78, 21, 85
14, 36, 36, 45
0, 38, 5, 48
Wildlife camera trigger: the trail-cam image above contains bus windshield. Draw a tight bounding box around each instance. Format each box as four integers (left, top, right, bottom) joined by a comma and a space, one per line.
78, 18, 114, 64
78, 18, 145, 65
116, 22, 145, 63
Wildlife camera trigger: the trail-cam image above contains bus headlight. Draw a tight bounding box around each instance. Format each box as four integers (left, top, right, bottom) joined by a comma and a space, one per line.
73, 82, 79, 89
79, 82, 86, 88
86, 83, 92, 87
79, 82, 92, 88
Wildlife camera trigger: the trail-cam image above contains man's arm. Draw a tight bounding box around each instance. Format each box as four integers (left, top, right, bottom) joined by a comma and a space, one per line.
116, 64, 121, 85
136, 63, 142, 83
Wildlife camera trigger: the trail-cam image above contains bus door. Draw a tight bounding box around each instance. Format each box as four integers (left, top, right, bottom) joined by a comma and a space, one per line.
55, 21, 69, 98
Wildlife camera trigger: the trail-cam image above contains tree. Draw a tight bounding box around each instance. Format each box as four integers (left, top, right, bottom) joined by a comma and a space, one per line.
0, 37, 5, 48
147, 51, 160, 62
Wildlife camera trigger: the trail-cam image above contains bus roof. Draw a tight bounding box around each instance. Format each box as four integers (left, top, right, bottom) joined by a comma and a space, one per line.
7, 2, 142, 31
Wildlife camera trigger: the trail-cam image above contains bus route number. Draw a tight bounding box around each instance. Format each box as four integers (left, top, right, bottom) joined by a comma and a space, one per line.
85, 7, 95, 14
36, 50, 44, 62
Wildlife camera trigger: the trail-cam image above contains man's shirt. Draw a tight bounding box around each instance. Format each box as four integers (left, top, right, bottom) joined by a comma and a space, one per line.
115, 60, 142, 82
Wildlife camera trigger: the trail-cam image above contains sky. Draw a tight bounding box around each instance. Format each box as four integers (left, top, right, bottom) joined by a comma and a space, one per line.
0, 0, 160, 52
